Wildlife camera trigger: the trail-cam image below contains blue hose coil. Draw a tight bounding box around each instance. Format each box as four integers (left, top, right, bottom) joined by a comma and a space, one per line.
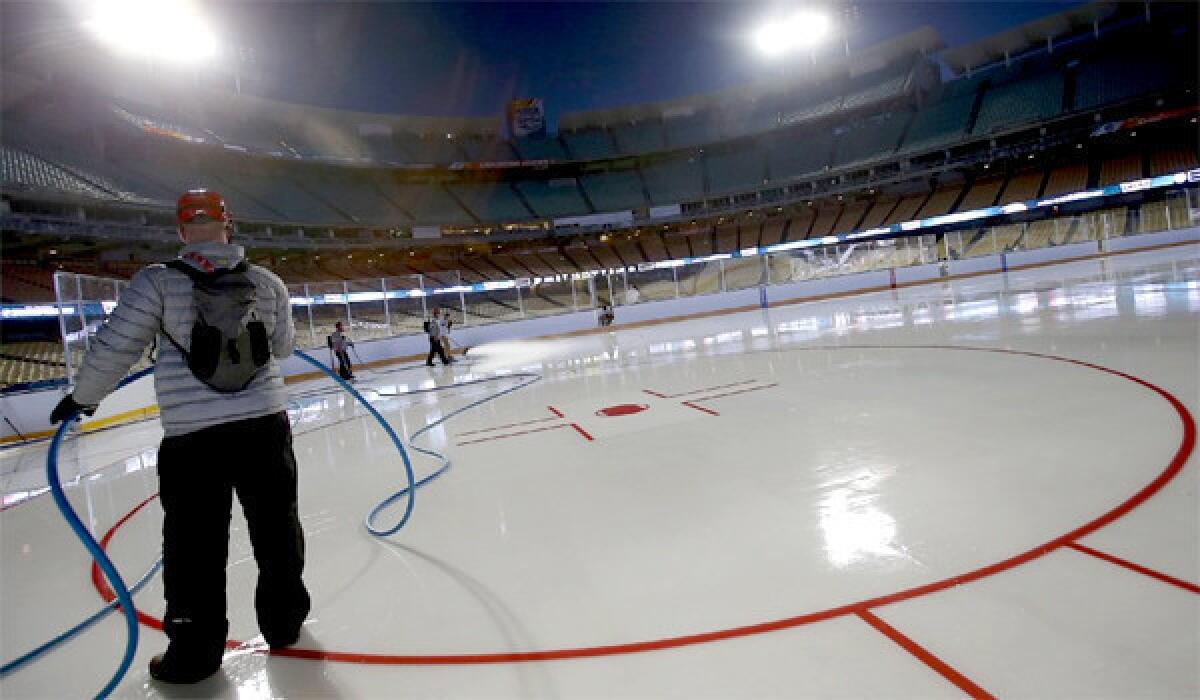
1, 352, 540, 692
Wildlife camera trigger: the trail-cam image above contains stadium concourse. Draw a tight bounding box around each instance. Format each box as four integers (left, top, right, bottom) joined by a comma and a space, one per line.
1, 244, 1198, 697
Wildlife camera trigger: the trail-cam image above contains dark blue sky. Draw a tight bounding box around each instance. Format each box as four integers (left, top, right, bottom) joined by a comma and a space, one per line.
215, 1, 1080, 121
5, 1, 1083, 122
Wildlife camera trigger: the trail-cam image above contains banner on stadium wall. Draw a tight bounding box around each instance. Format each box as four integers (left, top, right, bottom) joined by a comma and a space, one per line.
508, 98, 547, 138
1091, 105, 1200, 136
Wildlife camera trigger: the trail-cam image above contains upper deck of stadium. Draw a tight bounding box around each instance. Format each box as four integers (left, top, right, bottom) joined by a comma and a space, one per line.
2, 1, 1194, 231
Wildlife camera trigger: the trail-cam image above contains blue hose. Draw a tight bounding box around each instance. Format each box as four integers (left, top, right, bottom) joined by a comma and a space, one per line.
1, 352, 540, 689
45, 415, 140, 700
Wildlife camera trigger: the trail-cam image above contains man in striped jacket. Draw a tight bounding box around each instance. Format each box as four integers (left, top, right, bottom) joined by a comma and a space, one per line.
50, 190, 310, 684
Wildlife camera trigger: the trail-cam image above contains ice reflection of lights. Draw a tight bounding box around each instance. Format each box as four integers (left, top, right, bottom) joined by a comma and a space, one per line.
856, 310, 903, 330
817, 470, 902, 568
1010, 293, 1040, 315
750, 326, 769, 337
1187, 280, 1200, 312
775, 319, 820, 333
1132, 285, 1168, 316
945, 299, 1000, 321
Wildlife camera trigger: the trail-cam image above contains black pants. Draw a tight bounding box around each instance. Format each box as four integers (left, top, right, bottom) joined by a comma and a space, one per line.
335, 349, 353, 379
157, 411, 310, 669
426, 337, 450, 365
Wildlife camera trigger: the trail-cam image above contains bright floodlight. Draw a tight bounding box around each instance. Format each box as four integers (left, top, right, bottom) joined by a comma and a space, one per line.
753, 9, 832, 58
82, 0, 219, 64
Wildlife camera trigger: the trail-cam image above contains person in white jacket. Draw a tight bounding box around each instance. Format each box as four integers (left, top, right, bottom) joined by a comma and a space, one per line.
49, 190, 310, 684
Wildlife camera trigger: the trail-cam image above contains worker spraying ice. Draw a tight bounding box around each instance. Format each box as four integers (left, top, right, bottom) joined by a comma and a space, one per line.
48, 189, 311, 684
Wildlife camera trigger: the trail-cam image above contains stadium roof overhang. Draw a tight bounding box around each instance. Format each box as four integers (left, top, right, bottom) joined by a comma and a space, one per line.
942, 0, 1120, 75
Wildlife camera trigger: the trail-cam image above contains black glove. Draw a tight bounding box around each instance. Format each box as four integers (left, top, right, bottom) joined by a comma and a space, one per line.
50, 394, 96, 424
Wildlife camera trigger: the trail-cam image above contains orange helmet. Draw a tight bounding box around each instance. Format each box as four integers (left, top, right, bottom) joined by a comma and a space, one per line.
176, 189, 229, 225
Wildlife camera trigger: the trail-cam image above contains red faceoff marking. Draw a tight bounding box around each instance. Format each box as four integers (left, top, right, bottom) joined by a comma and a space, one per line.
595, 404, 649, 417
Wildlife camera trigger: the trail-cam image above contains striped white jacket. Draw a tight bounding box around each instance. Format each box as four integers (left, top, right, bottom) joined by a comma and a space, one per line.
73, 242, 294, 437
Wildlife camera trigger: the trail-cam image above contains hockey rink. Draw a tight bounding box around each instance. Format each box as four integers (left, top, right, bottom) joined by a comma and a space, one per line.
1, 244, 1197, 698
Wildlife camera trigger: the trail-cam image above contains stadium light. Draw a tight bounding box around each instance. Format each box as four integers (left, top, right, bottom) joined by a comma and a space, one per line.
81, 0, 219, 64
752, 8, 832, 58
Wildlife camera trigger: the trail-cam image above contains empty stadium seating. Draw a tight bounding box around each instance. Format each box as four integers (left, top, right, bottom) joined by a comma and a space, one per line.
1073, 52, 1177, 112
448, 183, 533, 222
706, 144, 766, 196
613, 121, 666, 155
972, 70, 1064, 134
831, 199, 871, 234
561, 128, 618, 161
664, 112, 722, 150
1150, 147, 1198, 176
1098, 155, 1143, 186
514, 137, 569, 161
579, 170, 647, 211
997, 170, 1045, 205
377, 182, 473, 225
898, 93, 974, 153
764, 127, 831, 182
2, 146, 114, 200
860, 197, 899, 228
1042, 164, 1088, 197
884, 194, 928, 224
517, 179, 591, 219
915, 186, 962, 218
957, 177, 1004, 211
640, 155, 704, 206
832, 112, 911, 167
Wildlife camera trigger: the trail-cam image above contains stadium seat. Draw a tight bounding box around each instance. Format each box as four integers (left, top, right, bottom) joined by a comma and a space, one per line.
831, 199, 871, 234
784, 211, 816, 242
859, 197, 899, 228
956, 177, 1004, 211
612, 121, 666, 155
738, 221, 763, 249
459, 135, 519, 162
637, 233, 670, 262
301, 172, 410, 225
809, 206, 841, 237
705, 144, 766, 196
664, 112, 722, 150
1041, 164, 1088, 197
714, 223, 739, 253
516, 178, 591, 219
883, 193, 927, 224
972, 70, 1065, 134
764, 127, 831, 182
898, 93, 974, 153
377, 182, 474, 225
448, 183, 533, 223
915, 186, 962, 218
832, 112, 911, 168
514, 137, 569, 161
579, 170, 648, 211
613, 239, 646, 265
1098, 155, 1143, 186
641, 155, 704, 206
1073, 53, 1178, 112
759, 217, 789, 245
561, 128, 618, 161
997, 170, 1045, 205
1149, 147, 1199, 176
1, 146, 115, 200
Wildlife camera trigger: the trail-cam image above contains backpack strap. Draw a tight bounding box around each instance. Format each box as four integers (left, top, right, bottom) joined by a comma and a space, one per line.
166, 259, 248, 284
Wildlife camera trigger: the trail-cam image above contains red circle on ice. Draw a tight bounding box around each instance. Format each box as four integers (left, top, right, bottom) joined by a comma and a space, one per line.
88, 346, 1196, 667
595, 403, 649, 417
